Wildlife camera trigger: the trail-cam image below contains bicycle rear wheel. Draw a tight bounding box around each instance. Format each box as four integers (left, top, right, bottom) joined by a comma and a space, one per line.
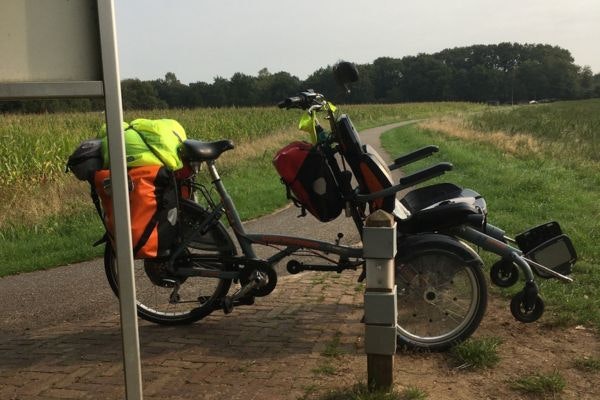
395, 246, 487, 351
104, 206, 236, 325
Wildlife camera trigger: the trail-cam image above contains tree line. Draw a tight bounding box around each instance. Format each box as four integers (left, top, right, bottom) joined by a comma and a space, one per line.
2, 42, 599, 113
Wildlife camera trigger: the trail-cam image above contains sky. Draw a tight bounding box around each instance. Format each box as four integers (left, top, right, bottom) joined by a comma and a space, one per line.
114, 0, 600, 84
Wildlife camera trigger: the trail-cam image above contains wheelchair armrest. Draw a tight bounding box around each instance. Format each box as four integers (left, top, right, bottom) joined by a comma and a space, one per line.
399, 162, 453, 187
389, 145, 439, 170
355, 162, 453, 203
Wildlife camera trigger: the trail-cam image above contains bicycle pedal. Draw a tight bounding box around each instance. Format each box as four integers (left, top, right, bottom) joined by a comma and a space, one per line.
222, 296, 234, 314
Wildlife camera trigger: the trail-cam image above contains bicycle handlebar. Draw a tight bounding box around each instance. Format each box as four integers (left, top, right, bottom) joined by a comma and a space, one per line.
277, 91, 321, 110
277, 96, 305, 109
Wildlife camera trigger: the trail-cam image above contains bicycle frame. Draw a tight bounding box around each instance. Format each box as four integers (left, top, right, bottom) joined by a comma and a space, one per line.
205, 160, 362, 265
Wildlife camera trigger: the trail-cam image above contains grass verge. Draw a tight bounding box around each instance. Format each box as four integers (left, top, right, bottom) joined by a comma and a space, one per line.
467, 99, 600, 162
449, 337, 502, 370
321, 332, 344, 358
312, 364, 337, 376
315, 383, 427, 400
509, 371, 566, 396
0, 209, 105, 275
381, 121, 600, 329
573, 357, 600, 372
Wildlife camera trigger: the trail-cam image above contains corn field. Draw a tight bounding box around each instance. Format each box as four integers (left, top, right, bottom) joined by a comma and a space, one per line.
0, 102, 479, 188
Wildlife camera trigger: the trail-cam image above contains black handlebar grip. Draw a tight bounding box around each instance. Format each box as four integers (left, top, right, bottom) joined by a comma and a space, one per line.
278, 96, 304, 109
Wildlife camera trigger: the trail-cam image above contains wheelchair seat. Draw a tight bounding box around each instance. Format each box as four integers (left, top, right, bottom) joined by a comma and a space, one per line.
397, 197, 483, 233
401, 183, 487, 214
336, 114, 488, 231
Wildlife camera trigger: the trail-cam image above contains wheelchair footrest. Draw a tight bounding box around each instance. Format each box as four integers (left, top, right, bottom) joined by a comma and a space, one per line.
516, 222, 577, 278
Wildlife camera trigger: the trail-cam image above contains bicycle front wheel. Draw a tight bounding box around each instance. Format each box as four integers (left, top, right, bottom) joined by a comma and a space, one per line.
395, 246, 487, 351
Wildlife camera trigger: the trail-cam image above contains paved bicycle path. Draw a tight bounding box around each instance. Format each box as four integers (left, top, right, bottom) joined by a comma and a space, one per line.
0, 121, 412, 400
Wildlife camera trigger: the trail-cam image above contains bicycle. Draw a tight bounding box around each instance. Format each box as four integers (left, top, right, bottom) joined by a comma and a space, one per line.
103, 62, 575, 351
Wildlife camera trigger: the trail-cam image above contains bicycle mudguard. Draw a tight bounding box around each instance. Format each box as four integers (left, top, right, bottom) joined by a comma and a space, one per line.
396, 201, 482, 234
396, 232, 484, 268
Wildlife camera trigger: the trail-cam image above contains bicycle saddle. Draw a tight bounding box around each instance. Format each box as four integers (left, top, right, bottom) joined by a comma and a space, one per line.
181, 139, 235, 162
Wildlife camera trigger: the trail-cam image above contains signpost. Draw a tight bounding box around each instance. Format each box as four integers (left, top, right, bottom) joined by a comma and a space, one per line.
0, 1, 143, 398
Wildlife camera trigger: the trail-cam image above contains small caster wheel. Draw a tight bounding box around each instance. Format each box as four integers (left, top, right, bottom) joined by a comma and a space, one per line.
510, 291, 544, 323
490, 259, 519, 288
286, 260, 303, 274
222, 296, 234, 314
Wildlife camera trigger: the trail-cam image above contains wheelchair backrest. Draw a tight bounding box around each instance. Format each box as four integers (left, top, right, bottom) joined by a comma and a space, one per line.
336, 114, 396, 213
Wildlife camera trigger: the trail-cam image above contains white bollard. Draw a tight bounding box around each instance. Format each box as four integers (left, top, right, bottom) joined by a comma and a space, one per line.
363, 209, 397, 390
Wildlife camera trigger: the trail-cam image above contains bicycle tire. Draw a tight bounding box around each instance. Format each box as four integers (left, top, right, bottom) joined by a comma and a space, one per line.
395, 243, 487, 351
104, 206, 236, 325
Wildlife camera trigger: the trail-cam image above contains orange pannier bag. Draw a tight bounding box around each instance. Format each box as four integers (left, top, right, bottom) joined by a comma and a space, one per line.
94, 165, 179, 259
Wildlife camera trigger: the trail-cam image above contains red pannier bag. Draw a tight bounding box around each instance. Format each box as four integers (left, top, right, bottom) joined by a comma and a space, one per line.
273, 141, 343, 222
94, 165, 179, 259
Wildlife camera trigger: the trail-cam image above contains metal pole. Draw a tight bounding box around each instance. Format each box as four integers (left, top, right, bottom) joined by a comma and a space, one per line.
363, 210, 397, 391
96, 1, 143, 398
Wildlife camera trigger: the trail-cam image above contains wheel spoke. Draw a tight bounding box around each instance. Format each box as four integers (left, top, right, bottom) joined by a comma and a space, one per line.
395, 247, 486, 351
104, 209, 236, 324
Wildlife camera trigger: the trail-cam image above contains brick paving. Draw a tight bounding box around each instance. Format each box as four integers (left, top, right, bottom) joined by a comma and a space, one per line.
0, 271, 368, 400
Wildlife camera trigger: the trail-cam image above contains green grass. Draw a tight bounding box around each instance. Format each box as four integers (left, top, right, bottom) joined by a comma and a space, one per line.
300, 385, 319, 400
312, 363, 337, 376
399, 387, 427, 400
509, 371, 566, 396
210, 153, 289, 221
468, 99, 600, 162
381, 115, 600, 329
449, 337, 502, 370
0, 209, 105, 275
573, 357, 600, 372
315, 383, 427, 400
321, 332, 344, 358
